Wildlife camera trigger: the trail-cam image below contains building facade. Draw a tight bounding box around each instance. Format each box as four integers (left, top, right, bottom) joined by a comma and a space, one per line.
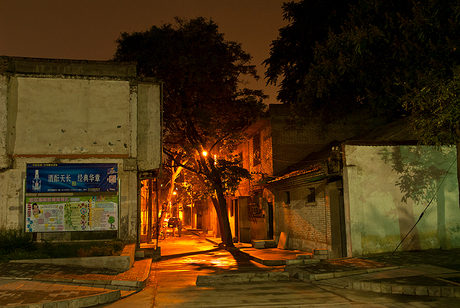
266, 117, 460, 257
0, 56, 162, 243
233, 104, 377, 245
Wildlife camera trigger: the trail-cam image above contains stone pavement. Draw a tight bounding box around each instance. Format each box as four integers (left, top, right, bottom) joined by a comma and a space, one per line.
205, 235, 460, 299
256, 247, 460, 298
2, 238, 460, 307
0, 258, 151, 307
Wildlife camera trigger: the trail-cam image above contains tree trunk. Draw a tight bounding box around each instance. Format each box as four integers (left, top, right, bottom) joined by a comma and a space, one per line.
211, 185, 234, 248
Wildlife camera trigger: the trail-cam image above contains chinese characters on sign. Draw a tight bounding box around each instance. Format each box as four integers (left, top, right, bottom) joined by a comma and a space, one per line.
26, 195, 118, 233
26, 163, 118, 193
25, 163, 119, 233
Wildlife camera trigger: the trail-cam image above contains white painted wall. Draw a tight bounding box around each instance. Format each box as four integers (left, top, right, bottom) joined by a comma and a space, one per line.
137, 83, 162, 171
9, 77, 131, 156
343, 144, 460, 256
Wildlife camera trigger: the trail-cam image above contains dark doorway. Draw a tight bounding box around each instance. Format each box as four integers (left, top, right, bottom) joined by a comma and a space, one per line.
268, 202, 274, 239
233, 199, 239, 240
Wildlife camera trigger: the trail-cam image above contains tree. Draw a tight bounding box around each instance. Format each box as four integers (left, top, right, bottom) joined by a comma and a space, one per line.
263, 0, 358, 105
108, 216, 115, 230
113, 17, 266, 248
268, 0, 460, 201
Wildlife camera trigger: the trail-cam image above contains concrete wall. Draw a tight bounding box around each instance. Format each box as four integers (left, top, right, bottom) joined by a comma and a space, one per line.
0, 75, 8, 169
8, 77, 131, 156
0, 57, 162, 242
343, 144, 460, 256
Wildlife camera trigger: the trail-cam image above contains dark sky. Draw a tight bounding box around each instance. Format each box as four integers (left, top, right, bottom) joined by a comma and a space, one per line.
0, 0, 295, 104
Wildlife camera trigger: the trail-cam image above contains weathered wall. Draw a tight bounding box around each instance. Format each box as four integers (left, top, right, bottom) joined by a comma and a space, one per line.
0, 57, 162, 243
137, 82, 162, 171
0, 74, 8, 169
8, 77, 131, 156
0, 157, 138, 240
343, 145, 460, 256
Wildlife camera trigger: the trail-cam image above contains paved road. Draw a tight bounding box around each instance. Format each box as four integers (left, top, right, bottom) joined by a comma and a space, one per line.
99, 232, 460, 307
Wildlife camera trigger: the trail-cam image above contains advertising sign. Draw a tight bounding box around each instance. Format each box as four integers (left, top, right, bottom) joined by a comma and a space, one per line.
26, 163, 118, 193
25, 195, 118, 233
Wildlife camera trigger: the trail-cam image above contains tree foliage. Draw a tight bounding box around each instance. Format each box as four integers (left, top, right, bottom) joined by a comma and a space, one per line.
264, 0, 357, 105
268, 0, 460, 205
113, 17, 266, 247
271, 0, 460, 139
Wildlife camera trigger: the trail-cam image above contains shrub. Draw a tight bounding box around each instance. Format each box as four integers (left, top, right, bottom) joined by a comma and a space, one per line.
1, 249, 49, 263
77, 239, 125, 258
0, 228, 35, 255
0, 230, 124, 262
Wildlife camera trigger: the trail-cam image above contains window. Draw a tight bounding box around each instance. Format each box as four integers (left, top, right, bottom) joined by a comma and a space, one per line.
308, 187, 316, 203
253, 133, 261, 166
285, 191, 291, 205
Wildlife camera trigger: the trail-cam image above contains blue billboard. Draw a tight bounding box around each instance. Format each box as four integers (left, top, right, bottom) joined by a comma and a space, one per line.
26, 163, 118, 193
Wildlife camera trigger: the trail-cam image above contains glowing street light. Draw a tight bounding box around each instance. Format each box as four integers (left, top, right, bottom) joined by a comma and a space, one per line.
202, 150, 208, 157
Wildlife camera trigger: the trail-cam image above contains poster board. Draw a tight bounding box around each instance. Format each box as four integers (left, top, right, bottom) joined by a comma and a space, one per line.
25, 163, 119, 233
25, 195, 118, 233
26, 163, 118, 193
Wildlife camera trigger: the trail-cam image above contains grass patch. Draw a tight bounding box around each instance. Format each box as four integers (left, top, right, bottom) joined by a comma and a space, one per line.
0, 228, 125, 263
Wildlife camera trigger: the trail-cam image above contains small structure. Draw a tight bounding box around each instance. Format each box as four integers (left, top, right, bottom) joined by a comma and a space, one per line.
0, 56, 162, 244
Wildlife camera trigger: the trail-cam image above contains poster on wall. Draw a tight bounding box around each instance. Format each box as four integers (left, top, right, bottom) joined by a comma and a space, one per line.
26, 163, 118, 193
25, 195, 118, 232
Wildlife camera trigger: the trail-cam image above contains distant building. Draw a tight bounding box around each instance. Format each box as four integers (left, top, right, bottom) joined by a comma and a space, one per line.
231, 104, 382, 245
0, 56, 162, 244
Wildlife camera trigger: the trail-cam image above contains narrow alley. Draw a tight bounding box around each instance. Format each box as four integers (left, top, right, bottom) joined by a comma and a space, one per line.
97, 231, 460, 308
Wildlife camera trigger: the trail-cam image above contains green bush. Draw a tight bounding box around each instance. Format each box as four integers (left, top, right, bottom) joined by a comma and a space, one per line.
0, 228, 35, 255
0, 249, 49, 263
0, 229, 124, 263
77, 239, 125, 257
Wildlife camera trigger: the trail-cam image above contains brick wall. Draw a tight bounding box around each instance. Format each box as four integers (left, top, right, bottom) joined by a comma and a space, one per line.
274, 181, 331, 251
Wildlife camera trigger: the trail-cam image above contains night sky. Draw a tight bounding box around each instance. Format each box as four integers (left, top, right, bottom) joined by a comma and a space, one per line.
0, 0, 295, 104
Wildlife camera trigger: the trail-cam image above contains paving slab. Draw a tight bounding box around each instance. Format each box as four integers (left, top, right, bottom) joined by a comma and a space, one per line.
234, 239, 460, 298
0, 280, 121, 308
0, 258, 151, 307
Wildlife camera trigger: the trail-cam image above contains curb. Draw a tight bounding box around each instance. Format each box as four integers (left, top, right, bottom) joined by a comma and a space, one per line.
9, 258, 152, 291
196, 272, 291, 285
346, 281, 460, 298
9, 244, 136, 272
7, 289, 121, 308
286, 265, 460, 298
285, 265, 400, 281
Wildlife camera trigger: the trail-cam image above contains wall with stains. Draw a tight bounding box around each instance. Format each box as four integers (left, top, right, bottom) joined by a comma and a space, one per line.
8, 77, 132, 156
0, 57, 162, 242
343, 144, 460, 256
0, 75, 8, 169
